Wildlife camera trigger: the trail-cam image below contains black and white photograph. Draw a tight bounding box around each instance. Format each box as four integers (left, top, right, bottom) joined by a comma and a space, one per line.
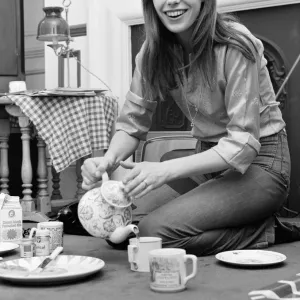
0, 0, 300, 299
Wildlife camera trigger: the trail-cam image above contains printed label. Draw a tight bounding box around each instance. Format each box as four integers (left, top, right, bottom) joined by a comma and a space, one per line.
0, 194, 22, 242
149, 256, 183, 289
35, 237, 50, 256
40, 225, 63, 253
20, 244, 34, 258
154, 272, 180, 287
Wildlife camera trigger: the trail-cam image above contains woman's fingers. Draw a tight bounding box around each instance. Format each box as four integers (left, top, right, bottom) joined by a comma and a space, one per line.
82, 180, 103, 191
81, 168, 96, 184
121, 161, 141, 184
82, 181, 97, 191
126, 180, 149, 197
133, 178, 153, 198
81, 159, 97, 180
120, 161, 135, 171
134, 185, 153, 199
120, 161, 157, 196
81, 158, 107, 190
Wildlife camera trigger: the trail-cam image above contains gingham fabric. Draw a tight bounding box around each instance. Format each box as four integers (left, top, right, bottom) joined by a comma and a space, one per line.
7, 94, 118, 173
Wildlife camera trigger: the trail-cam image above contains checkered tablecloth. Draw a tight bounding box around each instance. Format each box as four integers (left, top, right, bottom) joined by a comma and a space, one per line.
7, 93, 117, 173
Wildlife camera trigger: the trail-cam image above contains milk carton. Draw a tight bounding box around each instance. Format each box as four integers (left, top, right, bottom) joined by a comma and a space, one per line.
0, 193, 23, 242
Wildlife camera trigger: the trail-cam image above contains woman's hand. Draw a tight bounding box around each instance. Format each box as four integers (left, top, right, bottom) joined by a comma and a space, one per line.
120, 160, 170, 198
81, 157, 110, 190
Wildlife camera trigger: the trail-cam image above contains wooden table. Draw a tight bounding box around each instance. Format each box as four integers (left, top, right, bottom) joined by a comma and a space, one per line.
0, 93, 117, 222
1, 234, 300, 300
0, 96, 50, 222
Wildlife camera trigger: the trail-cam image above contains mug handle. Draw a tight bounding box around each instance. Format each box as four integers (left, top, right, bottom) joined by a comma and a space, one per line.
127, 245, 139, 270
183, 254, 198, 285
29, 227, 37, 239
127, 245, 138, 263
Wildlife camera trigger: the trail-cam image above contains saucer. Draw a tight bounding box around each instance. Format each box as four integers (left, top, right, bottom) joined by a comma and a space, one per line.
215, 250, 286, 267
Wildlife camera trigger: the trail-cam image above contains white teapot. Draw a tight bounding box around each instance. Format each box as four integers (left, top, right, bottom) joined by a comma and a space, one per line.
78, 173, 138, 244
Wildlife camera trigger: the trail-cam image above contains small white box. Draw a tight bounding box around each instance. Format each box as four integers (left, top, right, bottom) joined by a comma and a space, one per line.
0, 193, 23, 242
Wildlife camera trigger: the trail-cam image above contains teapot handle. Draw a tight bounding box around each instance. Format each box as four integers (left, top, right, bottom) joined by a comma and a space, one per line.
102, 172, 109, 182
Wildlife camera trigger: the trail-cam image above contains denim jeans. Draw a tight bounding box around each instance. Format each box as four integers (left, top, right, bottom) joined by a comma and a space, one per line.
133, 129, 291, 256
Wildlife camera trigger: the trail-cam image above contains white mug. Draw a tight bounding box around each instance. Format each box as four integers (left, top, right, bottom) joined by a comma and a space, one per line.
128, 237, 162, 272
37, 221, 63, 253
9, 81, 26, 93
148, 248, 198, 292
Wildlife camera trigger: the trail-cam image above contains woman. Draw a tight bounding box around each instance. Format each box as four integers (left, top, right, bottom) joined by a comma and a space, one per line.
81, 0, 291, 256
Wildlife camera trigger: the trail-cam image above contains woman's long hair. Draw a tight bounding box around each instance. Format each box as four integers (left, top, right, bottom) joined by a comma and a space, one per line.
141, 0, 258, 101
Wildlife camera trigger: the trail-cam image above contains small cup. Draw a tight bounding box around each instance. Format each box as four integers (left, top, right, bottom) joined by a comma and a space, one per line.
9, 81, 26, 93
148, 248, 198, 293
37, 221, 63, 253
29, 228, 51, 256
128, 237, 162, 272
19, 238, 34, 258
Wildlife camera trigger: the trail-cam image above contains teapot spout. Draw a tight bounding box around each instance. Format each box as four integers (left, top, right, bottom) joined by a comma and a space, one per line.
109, 224, 139, 244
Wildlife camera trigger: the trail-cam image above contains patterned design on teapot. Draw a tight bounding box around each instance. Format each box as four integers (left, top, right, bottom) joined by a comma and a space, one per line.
78, 183, 132, 240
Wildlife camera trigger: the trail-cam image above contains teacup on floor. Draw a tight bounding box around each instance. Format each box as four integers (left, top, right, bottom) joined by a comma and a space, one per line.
128, 237, 162, 272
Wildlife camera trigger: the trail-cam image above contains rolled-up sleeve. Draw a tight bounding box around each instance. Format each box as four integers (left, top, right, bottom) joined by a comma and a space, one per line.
212, 43, 263, 173
116, 47, 157, 141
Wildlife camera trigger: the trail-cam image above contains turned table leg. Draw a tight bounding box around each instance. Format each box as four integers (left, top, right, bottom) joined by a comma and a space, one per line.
51, 166, 62, 200
18, 116, 34, 211
75, 156, 90, 201
5, 106, 34, 210
5, 104, 50, 222
36, 134, 51, 213
0, 120, 10, 194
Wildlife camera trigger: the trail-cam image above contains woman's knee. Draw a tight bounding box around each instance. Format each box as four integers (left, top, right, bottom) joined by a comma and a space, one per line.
138, 214, 163, 237
138, 214, 216, 255
138, 213, 194, 245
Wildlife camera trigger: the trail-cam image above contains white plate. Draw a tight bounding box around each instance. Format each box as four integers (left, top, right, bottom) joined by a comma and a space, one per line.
0, 255, 105, 284
0, 242, 19, 254
215, 250, 286, 266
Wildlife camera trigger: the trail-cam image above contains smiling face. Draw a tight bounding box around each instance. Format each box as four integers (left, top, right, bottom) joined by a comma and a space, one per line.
153, 0, 202, 40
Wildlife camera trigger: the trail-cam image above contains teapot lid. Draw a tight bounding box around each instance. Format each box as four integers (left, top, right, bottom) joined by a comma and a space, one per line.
101, 180, 132, 208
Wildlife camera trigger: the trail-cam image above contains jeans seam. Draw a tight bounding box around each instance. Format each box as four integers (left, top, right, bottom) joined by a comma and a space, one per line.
269, 133, 278, 169
255, 133, 278, 173
266, 133, 290, 190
